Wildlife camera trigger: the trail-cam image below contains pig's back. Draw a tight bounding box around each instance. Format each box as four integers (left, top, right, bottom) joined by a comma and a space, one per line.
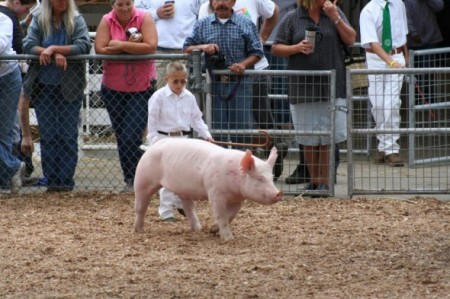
150, 139, 241, 197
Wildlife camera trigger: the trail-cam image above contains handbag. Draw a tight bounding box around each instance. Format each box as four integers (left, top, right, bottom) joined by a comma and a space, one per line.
344, 46, 369, 90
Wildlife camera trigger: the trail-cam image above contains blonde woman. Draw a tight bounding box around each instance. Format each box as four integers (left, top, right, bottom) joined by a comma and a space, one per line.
23, 0, 91, 192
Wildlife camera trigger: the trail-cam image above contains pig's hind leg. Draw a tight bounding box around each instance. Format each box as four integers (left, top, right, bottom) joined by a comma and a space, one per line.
134, 184, 161, 232
180, 198, 202, 232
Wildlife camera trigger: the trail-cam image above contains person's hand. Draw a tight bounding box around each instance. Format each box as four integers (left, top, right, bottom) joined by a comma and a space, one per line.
54, 53, 67, 71
322, 0, 340, 21
157, 3, 175, 19
128, 33, 143, 43
21, 136, 34, 156
202, 44, 219, 55
298, 40, 313, 55
39, 46, 54, 65
229, 63, 246, 75
107, 40, 124, 52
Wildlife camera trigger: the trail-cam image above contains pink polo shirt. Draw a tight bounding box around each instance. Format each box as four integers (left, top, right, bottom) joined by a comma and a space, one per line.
102, 9, 156, 92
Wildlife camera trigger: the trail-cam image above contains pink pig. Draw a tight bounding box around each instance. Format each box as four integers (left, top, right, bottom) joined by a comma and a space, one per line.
134, 138, 283, 241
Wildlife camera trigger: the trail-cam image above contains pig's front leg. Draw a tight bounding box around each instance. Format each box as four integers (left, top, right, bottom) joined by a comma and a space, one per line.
180, 198, 202, 232
210, 198, 243, 241
210, 201, 243, 235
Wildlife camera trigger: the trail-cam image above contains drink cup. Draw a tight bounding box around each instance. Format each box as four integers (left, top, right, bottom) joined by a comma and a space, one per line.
305, 25, 317, 53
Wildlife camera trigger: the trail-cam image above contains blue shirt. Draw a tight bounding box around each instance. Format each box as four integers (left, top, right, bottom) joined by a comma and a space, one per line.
183, 11, 263, 68
38, 25, 67, 85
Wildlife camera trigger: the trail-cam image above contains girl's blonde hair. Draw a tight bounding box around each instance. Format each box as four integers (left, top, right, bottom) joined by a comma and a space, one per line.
39, 0, 79, 39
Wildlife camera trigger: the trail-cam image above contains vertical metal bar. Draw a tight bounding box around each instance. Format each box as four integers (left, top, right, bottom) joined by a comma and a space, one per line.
346, 67, 354, 197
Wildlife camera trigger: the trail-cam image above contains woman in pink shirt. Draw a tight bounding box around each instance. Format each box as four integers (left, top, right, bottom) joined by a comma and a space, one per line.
95, 0, 157, 192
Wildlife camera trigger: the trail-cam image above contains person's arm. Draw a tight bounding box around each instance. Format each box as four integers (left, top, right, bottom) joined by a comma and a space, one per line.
259, 4, 279, 45
18, 93, 34, 156
427, 0, 444, 12
369, 42, 405, 68
271, 42, 306, 57
322, 1, 356, 45
96, 13, 157, 55
95, 17, 118, 54
184, 43, 219, 55
229, 55, 261, 74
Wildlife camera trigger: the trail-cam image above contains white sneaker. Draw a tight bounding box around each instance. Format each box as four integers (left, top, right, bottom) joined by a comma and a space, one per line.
139, 144, 150, 151
10, 162, 25, 194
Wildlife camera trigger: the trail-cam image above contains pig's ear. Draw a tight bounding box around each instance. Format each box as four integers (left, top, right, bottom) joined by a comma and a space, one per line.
240, 149, 255, 173
266, 146, 278, 168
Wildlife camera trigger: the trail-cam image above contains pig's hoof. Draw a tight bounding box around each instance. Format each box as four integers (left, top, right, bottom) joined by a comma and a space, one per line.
220, 233, 234, 242
209, 224, 219, 234
191, 224, 202, 232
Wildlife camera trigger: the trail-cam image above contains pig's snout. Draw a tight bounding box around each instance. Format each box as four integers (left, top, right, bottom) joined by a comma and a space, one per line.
262, 190, 283, 204
273, 191, 283, 203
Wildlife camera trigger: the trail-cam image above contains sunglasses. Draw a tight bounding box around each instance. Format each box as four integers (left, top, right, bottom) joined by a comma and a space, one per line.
170, 79, 188, 85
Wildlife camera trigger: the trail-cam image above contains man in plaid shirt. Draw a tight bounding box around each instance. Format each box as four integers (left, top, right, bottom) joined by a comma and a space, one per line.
183, 0, 263, 146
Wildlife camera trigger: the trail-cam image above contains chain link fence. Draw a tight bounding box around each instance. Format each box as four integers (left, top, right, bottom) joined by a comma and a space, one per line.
2, 48, 450, 196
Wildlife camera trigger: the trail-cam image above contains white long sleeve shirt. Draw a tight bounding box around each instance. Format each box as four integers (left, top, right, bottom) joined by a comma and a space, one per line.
0, 12, 18, 77
146, 84, 212, 144
134, 0, 206, 49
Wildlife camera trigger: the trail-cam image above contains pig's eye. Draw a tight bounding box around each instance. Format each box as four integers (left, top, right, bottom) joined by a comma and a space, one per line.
257, 176, 265, 182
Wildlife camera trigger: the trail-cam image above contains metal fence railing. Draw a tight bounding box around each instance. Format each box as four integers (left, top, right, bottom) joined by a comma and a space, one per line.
347, 66, 450, 196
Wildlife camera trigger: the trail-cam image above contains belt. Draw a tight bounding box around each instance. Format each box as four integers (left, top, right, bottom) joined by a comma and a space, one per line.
366, 47, 403, 55
157, 130, 191, 137
214, 75, 240, 83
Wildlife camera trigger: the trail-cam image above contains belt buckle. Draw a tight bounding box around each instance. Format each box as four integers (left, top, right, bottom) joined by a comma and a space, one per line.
220, 75, 230, 83
169, 131, 182, 137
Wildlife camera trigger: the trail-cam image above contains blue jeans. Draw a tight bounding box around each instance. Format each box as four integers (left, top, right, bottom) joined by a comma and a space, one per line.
33, 84, 82, 190
212, 76, 253, 145
101, 86, 153, 184
0, 67, 23, 181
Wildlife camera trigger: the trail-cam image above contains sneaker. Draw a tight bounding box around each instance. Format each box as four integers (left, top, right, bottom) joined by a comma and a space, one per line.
311, 184, 330, 198
177, 208, 186, 217
139, 144, 150, 151
23, 176, 48, 187
10, 162, 25, 194
385, 153, 404, 167
161, 217, 177, 222
22, 177, 39, 186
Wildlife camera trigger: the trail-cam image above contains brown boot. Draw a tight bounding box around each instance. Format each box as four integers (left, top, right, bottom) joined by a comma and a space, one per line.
385, 153, 404, 167
375, 152, 385, 164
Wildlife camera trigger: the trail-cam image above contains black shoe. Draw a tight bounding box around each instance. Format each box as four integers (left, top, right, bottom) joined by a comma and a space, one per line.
285, 164, 310, 184
302, 183, 317, 191
273, 143, 288, 181
177, 208, 186, 217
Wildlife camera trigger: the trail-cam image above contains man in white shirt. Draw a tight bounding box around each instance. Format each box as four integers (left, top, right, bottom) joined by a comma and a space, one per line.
360, 0, 409, 167
135, 0, 207, 88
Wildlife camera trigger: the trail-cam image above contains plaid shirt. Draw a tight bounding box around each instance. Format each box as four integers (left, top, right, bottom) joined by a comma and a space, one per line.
183, 11, 263, 68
